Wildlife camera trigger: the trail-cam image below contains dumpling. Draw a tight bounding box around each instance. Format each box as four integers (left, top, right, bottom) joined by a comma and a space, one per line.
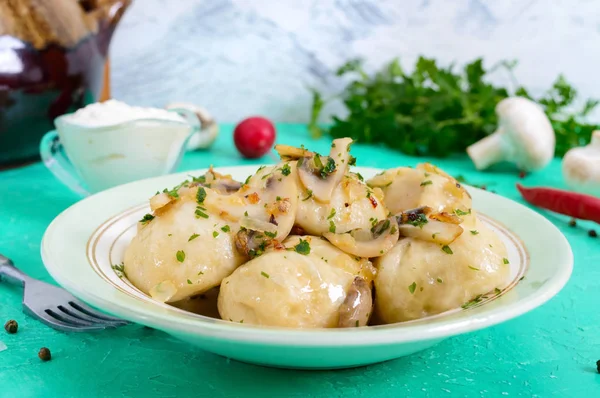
124, 163, 298, 303
373, 219, 510, 323
367, 163, 474, 226
217, 235, 375, 328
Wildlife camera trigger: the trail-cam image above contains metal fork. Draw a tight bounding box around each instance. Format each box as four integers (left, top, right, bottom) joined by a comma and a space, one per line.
0, 254, 128, 332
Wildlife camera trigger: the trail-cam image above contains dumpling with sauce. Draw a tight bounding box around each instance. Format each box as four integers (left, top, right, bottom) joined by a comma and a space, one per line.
124, 163, 298, 303
218, 236, 376, 328
373, 219, 510, 323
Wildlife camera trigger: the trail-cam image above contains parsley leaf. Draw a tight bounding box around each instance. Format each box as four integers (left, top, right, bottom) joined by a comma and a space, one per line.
441, 245, 453, 254
139, 214, 155, 225
221, 225, 231, 233
408, 282, 416, 294
293, 239, 311, 255
188, 233, 200, 242
261, 271, 270, 278
281, 163, 291, 176
196, 187, 207, 204
176, 250, 185, 262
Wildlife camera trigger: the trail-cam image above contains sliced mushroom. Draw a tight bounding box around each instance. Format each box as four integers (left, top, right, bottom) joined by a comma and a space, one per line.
338, 277, 373, 328
274, 144, 314, 160
297, 138, 353, 203
324, 216, 399, 258
234, 228, 274, 259
395, 206, 464, 245
204, 163, 298, 240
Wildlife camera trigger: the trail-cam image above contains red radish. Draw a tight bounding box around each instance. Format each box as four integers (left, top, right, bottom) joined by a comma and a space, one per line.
233, 117, 276, 158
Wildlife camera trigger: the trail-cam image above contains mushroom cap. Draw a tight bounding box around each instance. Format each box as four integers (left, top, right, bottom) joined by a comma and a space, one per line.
562, 130, 600, 197
496, 97, 555, 170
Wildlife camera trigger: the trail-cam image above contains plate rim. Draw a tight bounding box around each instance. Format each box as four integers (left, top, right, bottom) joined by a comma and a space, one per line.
41, 165, 574, 347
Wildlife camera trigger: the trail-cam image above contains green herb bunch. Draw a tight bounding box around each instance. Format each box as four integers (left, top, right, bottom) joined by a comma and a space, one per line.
309, 57, 598, 157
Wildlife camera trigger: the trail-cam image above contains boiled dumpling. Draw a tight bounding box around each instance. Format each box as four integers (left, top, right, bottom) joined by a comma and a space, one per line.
373, 219, 510, 323
217, 235, 375, 328
124, 163, 298, 303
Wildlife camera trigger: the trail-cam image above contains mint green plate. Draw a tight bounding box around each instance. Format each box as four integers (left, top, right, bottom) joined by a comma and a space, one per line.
41, 166, 573, 369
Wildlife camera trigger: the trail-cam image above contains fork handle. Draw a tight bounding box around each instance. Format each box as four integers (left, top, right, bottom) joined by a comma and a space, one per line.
0, 255, 32, 287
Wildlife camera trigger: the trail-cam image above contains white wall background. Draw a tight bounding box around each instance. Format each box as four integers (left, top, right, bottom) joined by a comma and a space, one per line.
109, 0, 600, 123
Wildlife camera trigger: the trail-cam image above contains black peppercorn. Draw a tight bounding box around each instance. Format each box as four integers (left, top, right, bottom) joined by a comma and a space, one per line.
568, 219, 577, 227
38, 347, 51, 361
4, 320, 18, 334
589, 229, 597, 238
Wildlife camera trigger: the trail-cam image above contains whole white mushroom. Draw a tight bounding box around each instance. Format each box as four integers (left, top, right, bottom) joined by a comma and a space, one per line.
562, 130, 600, 197
467, 97, 555, 172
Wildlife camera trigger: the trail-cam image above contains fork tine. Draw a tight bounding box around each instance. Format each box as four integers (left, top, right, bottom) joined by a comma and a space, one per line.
26, 307, 106, 332
68, 301, 128, 324
59, 305, 127, 327
46, 308, 96, 327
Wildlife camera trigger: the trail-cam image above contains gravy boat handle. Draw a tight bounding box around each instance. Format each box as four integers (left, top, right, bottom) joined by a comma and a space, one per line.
39, 131, 91, 197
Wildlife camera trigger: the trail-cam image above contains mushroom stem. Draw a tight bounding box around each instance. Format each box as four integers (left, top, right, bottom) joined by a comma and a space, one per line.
466, 128, 506, 170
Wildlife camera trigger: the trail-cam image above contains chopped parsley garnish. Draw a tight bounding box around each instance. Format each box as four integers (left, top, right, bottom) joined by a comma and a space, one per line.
176, 250, 185, 262
293, 239, 311, 255
468, 265, 480, 271
302, 189, 313, 201
432, 232, 440, 239
329, 221, 336, 233
313, 154, 323, 169
371, 219, 391, 235
195, 207, 209, 219
111, 263, 126, 278
406, 213, 428, 228
244, 175, 252, 185
366, 191, 372, 199
327, 208, 336, 220
281, 163, 291, 176
264, 231, 277, 238
276, 196, 282, 201
139, 214, 155, 225
197, 271, 204, 275
454, 208, 471, 216
494, 287, 502, 295
187, 279, 192, 285
188, 233, 200, 242
168, 233, 172, 237
461, 294, 484, 309
355, 320, 359, 327
408, 282, 417, 294
163, 187, 179, 198
519, 276, 525, 281
221, 225, 231, 233
356, 172, 364, 181
437, 278, 443, 284
420, 180, 433, 187
441, 245, 453, 254
348, 156, 357, 166
470, 230, 479, 235
196, 187, 207, 204
319, 157, 337, 179
244, 211, 249, 216
390, 225, 398, 235
261, 271, 270, 278
503, 258, 510, 264
212, 231, 219, 238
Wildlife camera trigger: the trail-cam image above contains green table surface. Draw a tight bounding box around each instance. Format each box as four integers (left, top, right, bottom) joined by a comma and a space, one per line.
0, 124, 598, 397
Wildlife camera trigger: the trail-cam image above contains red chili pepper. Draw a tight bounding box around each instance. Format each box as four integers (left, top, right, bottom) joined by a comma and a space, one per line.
516, 183, 600, 224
